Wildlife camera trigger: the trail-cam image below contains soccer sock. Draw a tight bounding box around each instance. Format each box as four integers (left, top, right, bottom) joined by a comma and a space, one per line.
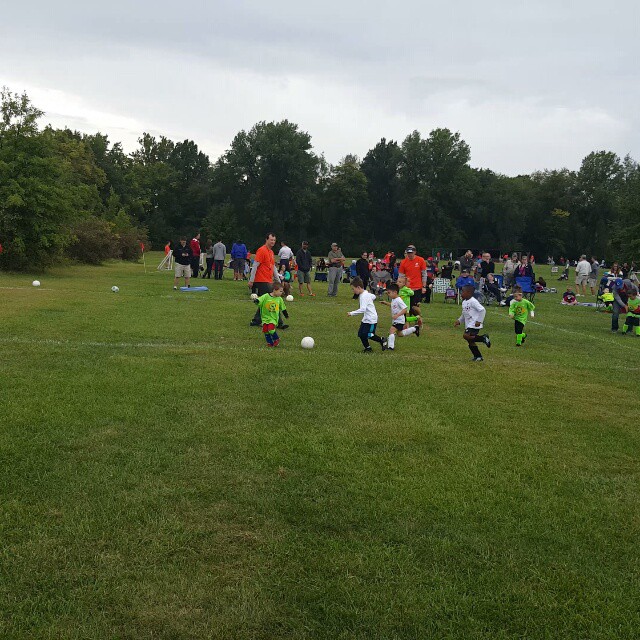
635, 326, 640, 336
388, 333, 396, 349
406, 315, 418, 323
370, 334, 383, 344
622, 324, 629, 334
516, 334, 523, 345
401, 327, 416, 337
360, 336, 370, 349
265, 332, 274, 345
272, 331, 279, 343
468, 343, 482, 358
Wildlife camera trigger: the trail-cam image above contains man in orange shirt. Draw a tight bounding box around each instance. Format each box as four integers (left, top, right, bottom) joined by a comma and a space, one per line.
249, 232, 284, 327
399, 245, 427, 310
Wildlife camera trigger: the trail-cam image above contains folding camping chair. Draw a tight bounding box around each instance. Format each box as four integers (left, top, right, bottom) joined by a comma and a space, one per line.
515, 276, 536, 302
432, 277, 451, 301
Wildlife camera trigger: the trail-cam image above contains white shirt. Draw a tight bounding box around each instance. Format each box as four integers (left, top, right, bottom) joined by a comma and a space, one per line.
576, 259, 591, 277
458, 296, 486, 329
349, 291, 378, 324
390, 297, 407, 325
278, 246, 294, 261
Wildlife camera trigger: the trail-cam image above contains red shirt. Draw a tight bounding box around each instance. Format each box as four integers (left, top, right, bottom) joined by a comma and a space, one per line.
254, 245, 275, 283
190, 238, 201, 256
399, 256, 427, 291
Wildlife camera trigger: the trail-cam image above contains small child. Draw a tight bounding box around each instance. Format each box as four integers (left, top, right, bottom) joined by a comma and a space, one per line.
392, 273, 422, 327
454, 285, 490, 361
562, 288, 577, 305
622, 291, 640, 336
278, 263, 292, 297
385, 283, 420, 350
347, 277, 387, 353
508, 286, 535, 346
254, 283, 289, 347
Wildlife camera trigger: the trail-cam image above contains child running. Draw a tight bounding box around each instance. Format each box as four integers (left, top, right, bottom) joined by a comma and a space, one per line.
385, 283, 420, 350
254, 282, 289, 347
347, 277, 387, 353
454, 285, 490, 361
622, 290, 640, 336
392, 273, 423, 327
509, 286, 535, 346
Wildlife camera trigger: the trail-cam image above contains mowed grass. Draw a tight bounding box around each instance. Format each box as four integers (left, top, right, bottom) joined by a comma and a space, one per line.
1, 255, 639, 639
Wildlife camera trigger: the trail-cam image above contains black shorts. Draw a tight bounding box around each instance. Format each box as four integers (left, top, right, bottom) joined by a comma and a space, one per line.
625, 315, 640, 327
464, 328, 480, 337
392, 323, 406, 332
514, 320, 525, 334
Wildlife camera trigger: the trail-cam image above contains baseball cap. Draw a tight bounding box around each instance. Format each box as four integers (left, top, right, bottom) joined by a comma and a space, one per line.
615, 278, 623, 288
405, 246, 415, 253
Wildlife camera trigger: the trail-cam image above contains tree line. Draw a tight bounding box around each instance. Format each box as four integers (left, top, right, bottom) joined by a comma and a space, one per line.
1, 88, 638, 270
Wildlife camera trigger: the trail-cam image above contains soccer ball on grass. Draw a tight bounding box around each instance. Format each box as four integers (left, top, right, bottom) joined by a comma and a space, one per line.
32, 280, 41, 287
111, 286, 119, 293
286, 295, 294, 302
301, 337, 315, 349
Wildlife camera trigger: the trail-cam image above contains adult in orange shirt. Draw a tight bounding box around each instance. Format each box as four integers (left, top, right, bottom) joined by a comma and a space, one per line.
249, 232, 284, 327
399, 245, 427, 310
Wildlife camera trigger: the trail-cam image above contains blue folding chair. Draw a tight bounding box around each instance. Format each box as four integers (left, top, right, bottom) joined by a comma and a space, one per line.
515, 277, 536, 302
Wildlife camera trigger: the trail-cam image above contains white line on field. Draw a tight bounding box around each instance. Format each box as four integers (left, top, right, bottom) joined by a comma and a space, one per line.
488, 310, 638, 352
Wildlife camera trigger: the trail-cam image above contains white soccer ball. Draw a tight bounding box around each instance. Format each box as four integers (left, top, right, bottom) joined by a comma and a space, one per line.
286, 295, 294, 302
250, 293, 258, 300
301, 336, 315, 350
32, 280, 41, 287
111, 286, 119, 293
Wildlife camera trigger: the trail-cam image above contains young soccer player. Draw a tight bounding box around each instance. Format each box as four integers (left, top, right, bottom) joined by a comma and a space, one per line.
254, 282, 289, 347
386, 273, 422, 327
454, 285, 490, 361
347, 277, 387, 352
385, 283, 420, 350
509, 286, 536, 346
622, 290, 640, 336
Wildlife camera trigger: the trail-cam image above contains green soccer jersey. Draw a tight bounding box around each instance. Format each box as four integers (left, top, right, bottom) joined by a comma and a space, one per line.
399, 286, 414, 309
509, 298, 535, 324
258, 293, 286, 325
628, 297, 640, 314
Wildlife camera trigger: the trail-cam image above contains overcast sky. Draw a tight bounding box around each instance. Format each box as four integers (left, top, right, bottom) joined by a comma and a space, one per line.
1, 1, 638, 175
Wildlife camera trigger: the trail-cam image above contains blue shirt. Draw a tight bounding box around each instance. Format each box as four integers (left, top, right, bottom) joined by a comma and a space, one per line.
456, 276, 475, 289
231, 243, 247, 259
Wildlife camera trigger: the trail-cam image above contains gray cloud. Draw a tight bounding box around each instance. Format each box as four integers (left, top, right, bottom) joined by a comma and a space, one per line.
1, 0, 638, 174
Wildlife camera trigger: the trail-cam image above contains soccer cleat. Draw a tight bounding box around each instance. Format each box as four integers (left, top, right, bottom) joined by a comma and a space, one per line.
483, 334, 491, 348
173, 286, 177, 290
299, 293, 305, 297
516, 343, 521, 347
250, 320, 261, 327
473, 356, 484, 361
387, 347, 395, 351
273, 338, 280, 347
362, 347, 373, 353
415, 325, 421, 337
279, 324, 289, 330
310, 293, 316, 297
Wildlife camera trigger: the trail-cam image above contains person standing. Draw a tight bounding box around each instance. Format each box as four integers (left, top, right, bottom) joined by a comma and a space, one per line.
189, 233, 201, 278
502, 253, 517, 290
295, 240, 315, 297
249, 233, 283, 327
203, 240, 214, 279
575, 255, 591, 296
399, 246, 427, 310
213, 238, 226, 280
231, 240, 248, 281
589, 256, 600, 295
172, 238, 192, 290
277, 241, 294, 270
355, 251, 370, 290
327, 243, 345, 297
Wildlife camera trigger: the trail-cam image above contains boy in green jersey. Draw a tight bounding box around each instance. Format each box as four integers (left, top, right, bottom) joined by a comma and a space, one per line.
254, 282, 289, 347
622, 291, 640, 336
509, 286, 535, 346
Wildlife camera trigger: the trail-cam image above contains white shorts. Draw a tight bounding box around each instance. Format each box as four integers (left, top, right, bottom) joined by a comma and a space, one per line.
175, 263, 191, 278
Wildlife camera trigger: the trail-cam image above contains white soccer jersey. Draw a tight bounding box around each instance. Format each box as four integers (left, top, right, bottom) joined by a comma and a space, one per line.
458, 296, 486, 329
349, 291, 378, 324
390, 297, 407, 325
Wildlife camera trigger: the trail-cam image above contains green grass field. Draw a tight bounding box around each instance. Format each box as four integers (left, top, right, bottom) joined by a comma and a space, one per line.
1, 255, 639, 639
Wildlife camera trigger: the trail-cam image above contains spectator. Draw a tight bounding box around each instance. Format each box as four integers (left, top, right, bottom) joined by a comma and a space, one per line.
213, 238, 226, 280
479, 252, 495, 279
203, 239, 214, 279
611, 278, 639, 333
316, 258, 327, 272
190, 233, 201, 278
278, 241, 294, 270
356, 251, 370, 290
588, 256, 600, 295
372, 262, 391, 296
459, 249, 474, 273
486, 273, 504, 304
295, 240, 315, 297
172, 238, 192, 290
231, 240, 248, 281
327, 243, 345, 297
456, 269, 475, 290
502, 253, 517, 290
575, 255, 591, 296
514, 255, 534, 281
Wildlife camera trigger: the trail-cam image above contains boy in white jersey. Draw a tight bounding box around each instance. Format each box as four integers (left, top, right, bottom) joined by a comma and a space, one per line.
347, 277, 387, 353
385, 283, 420, 350
454, 285, 491, 361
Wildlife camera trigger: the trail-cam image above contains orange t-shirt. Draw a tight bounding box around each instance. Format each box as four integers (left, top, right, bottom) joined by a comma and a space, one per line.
399, 256, 427, 291
254, 245, 275, 283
